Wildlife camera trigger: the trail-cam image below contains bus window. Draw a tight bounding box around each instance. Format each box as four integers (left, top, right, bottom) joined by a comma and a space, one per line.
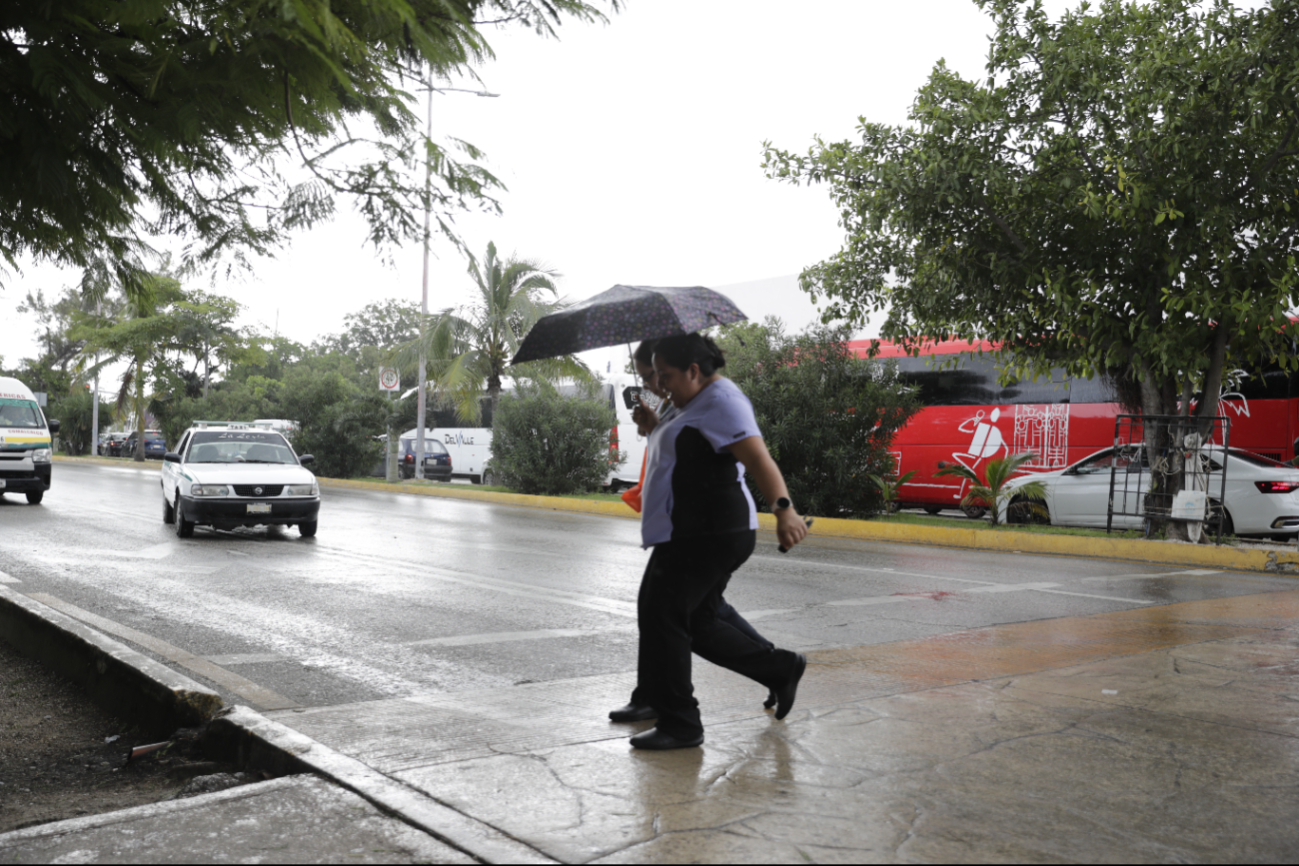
896, 354, 1069, 406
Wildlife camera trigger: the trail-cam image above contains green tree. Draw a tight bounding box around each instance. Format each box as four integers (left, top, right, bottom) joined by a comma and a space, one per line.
935, 453, 1048, 527
764, 0, 1299, 536
316, 298, 424, 379
70, 274, 222, 459
716, 319, 922, 519
279, 367, 386, 479
1, 1, 614, 297
395, 241, 590, 423
48, 388, 113, 456
490, 381, 620, 495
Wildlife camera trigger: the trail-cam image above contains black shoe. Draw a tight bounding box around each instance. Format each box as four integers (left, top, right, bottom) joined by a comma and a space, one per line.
630, 727, 704, 750
763, 690, 777, 710
609, 703, 657, 723
774, 653, 807, 721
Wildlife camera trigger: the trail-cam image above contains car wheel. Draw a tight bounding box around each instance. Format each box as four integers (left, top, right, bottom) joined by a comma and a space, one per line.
923, 505, 943, 515
25, 490, 43, 505
162, 493, 175, 525
174, 495, 194, 538
482, 469, 496, 487
1206, 501, 1234, 539
299, 521, 318, 538
960, 504, 987, 520
1007, 496, 1050, 525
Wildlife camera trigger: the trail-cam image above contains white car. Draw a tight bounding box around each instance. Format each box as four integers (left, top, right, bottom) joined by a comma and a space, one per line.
1000, 445, 1299, 539
161, 423, 320, 538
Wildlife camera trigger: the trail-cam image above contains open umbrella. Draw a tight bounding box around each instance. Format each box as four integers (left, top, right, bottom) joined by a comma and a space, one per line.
510, 284, 748, 365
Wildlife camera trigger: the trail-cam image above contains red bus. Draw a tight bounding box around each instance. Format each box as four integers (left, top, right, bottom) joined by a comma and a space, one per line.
848, 338, 1296, 515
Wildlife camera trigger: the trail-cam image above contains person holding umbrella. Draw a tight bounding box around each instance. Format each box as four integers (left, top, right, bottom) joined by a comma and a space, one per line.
609, 340, 779, 724
629, 333, 808, 751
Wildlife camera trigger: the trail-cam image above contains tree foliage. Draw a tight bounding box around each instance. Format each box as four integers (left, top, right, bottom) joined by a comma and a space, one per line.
764, 0, 1299, 424
716, 319, 921, 519
490, 381, 620, 495
393, 240, 591, 423
1, 1, 614, 296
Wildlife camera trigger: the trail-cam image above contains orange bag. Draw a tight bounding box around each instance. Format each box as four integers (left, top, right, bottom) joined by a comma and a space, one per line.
621, 452, 648, 513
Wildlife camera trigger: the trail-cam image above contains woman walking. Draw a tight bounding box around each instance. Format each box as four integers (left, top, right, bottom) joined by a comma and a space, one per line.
610, 340, 779, 724
629, 333, 808, 751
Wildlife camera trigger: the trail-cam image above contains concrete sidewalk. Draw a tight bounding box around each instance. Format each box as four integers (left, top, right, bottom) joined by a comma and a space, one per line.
5, 589, 1298, 862
273, 587, 1299, 862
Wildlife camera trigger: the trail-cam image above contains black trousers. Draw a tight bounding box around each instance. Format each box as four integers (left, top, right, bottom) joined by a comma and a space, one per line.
627, 598, 772, 709
636, 530, 800, 739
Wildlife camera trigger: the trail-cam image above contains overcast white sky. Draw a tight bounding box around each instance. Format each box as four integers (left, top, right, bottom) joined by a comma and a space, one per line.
2, 0, 1081, 374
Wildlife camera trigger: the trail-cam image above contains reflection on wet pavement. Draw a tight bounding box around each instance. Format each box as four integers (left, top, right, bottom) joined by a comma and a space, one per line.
271, 589, 1299, 862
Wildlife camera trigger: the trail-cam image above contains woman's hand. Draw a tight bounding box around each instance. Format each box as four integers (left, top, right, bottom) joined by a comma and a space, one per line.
632, 398, 660, 436
775, 508, 808, 550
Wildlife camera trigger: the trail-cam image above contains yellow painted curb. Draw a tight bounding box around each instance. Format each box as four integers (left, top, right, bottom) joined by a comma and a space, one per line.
55, 457, 1299, 575
317, 476, 637, 521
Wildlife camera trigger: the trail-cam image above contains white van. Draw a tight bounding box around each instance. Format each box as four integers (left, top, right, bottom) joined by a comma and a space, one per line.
0, 376, 59, 505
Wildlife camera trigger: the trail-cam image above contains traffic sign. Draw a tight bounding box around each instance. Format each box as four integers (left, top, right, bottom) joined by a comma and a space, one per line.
379, 368, 400, 392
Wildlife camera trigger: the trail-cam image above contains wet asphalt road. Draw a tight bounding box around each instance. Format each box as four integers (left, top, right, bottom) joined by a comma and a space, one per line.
2, 461, 1296, 712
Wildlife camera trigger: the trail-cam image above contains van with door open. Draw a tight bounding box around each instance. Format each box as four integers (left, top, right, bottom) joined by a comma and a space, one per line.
0, 376, 59, 504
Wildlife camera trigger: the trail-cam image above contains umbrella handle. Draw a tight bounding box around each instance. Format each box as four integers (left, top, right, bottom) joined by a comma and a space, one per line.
777, 517, 814, 554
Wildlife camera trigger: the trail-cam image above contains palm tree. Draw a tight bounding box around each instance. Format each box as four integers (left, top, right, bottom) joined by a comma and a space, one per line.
935, 453, 1048, 527
71, 275, 188, 460
394, 241, 591, 424
868, 469, 918, 513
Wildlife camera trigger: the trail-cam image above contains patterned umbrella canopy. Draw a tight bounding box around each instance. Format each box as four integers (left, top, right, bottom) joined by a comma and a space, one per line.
510, 285, 748, 365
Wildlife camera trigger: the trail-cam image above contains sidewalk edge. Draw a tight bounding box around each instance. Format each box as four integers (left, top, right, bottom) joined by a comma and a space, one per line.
0, 586, 222, 736
205, 705, 557, 866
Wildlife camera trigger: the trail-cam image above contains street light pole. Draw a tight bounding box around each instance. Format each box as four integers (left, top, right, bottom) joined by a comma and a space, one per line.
415, 80, 498, 477
415, 82, 432, 479
90, 299, 101, 455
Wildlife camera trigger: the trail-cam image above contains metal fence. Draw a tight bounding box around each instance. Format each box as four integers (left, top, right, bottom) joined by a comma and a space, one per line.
1107, 415, 1231, 543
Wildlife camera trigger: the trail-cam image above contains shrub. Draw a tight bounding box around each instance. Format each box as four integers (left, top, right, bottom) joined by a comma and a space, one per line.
279, 369, 384, 479
716, 319, 921, 519
491, 382, 622, 495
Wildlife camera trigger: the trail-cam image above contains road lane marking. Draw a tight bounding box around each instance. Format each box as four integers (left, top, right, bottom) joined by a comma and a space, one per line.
1082, 569, 1223, 582
0, 570, 19, 584
25, 593, 300, 711
407, 628, 628, 648
205, 653, 290, 666
1031, 588, 1154, 604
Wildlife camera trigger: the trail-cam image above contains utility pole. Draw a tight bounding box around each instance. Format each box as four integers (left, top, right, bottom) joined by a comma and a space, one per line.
90, 298, 101, 455
414, 80, 498, 479
415, 81, 433, 479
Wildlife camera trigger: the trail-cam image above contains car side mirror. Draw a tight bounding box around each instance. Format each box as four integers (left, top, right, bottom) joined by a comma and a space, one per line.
163, 452, 181, 463
48, 419, 60, 435
299, 454, 315, 466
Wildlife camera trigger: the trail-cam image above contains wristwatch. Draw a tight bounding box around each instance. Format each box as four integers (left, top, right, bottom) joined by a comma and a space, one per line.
773, 497, 793, 512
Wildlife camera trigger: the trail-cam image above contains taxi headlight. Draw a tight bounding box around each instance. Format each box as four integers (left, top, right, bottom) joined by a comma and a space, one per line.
191, 485, 229, 497
285, 483, 319, 496
31, 448, 52, 464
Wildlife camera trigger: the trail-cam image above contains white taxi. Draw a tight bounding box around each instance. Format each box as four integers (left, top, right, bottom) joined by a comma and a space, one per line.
161, 422, 320, 538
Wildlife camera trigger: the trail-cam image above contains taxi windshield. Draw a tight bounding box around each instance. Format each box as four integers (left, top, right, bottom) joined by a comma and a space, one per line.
186, 431, 298, 464
0, 398, 44, 429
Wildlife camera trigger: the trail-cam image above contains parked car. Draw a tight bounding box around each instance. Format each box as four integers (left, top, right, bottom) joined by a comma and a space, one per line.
1000, 445, 1299, 539
123, 430, 167, 459
103, 431, 130, 457
161, 422, 320, 538
419, 439, 453, 482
